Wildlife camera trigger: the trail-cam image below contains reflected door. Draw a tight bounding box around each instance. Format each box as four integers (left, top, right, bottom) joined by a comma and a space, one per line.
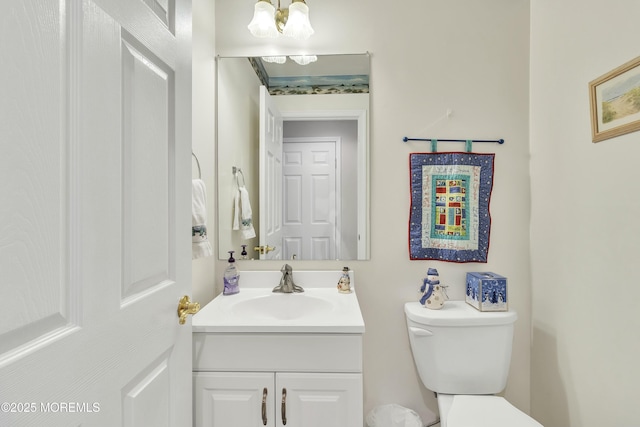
282, 139, 340, 260
258, 86, 283, 260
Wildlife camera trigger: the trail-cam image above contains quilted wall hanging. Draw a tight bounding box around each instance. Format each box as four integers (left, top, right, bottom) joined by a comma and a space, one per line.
409, 152, 495, 262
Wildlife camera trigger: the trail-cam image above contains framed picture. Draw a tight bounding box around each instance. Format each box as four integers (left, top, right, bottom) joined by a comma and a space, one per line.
589, 55, 640, 142
409, 152, 495, 263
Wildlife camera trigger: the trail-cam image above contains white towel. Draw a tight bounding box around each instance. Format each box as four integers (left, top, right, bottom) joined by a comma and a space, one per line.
192, 179, 213, 259
232, 186, 256, 240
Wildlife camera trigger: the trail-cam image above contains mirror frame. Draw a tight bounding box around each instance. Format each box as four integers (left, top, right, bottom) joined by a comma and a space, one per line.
215, 54, 370, 261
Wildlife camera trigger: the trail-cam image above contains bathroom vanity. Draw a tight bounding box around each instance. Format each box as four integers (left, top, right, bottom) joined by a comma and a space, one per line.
192, 271, 365, 427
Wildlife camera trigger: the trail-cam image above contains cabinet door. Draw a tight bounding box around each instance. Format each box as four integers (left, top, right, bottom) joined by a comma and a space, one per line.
276, 373, 363, 427
194, 372, 275, 427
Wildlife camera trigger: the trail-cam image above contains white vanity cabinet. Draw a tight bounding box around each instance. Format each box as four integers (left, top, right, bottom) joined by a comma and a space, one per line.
192, 332, 364, 427
191, 271, 366, 427
193, 371, 362, 427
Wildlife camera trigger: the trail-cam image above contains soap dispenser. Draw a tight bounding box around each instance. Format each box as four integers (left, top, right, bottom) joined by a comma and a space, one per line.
223, 251, 240, 295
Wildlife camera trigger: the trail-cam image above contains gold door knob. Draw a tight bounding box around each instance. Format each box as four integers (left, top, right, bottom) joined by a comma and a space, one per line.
177, 295, 200, 325
253, 245, 276, 254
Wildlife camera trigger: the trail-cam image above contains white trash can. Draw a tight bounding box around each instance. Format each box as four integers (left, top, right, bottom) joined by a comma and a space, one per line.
365, 404, 423, 427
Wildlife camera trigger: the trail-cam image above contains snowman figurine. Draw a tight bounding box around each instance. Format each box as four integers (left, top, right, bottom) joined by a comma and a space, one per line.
419, 268, 446, 310
337, 267, 352, 294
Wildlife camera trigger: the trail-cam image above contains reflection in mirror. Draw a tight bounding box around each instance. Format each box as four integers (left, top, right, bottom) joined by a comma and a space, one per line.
217, 54, 370, 261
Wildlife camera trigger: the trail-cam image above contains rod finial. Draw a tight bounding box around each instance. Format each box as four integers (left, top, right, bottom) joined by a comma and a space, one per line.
498, 139, 505, 144
402, 136, 408, 142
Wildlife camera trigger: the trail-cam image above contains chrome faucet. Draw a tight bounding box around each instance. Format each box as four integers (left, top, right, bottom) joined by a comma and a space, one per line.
272, 264, 304, 293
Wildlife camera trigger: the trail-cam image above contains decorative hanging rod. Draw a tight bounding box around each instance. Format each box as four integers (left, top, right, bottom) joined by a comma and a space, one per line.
403, 137, 505, 144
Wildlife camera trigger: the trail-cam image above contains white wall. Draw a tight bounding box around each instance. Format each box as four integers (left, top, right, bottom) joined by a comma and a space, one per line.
195, 0, 531, 424
530, 1, 640, 426
192, 0, 217, 305
217, 58, 260, 258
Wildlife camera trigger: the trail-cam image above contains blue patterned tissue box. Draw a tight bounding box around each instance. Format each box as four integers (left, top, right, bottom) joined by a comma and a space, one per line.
466, 272, 508, 312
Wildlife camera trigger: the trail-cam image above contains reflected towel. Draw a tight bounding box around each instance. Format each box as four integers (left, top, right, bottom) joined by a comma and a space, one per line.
233, 186, 256, 240
192, 179, 213, 259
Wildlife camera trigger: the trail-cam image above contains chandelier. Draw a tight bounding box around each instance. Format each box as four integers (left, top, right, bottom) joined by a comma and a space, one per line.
248, 0, 314, 40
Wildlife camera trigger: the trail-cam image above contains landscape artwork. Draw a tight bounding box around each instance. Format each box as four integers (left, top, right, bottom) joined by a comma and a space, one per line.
590, 55, 640, 142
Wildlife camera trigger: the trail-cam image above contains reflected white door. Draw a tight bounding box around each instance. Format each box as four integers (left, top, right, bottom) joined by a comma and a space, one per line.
0, 0, 193, 426
282, 139, 340, 260
258, 86, 283, 260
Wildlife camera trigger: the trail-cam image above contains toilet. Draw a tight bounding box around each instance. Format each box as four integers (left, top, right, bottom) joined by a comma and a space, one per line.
404, 301, 543, 427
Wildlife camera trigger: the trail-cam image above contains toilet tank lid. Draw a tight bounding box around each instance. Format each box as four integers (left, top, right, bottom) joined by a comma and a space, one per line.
404, 301, 517, 326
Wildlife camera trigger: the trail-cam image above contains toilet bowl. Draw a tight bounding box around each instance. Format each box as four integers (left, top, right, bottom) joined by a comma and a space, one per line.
404, 301, 543, 427
437, 394, 542, 427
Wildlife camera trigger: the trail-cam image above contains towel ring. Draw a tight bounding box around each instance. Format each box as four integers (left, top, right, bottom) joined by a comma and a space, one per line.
232, 166, 246, 188
192, 152, 202, 179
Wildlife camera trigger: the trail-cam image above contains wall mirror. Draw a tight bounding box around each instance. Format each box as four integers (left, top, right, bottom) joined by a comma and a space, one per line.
217, 53, 370, 261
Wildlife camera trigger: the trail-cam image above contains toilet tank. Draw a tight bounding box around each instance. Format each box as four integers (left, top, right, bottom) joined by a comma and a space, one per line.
404, 301, 517, 395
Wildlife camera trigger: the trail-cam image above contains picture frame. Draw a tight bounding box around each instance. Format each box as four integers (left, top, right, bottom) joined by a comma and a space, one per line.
589, 55, 640, 143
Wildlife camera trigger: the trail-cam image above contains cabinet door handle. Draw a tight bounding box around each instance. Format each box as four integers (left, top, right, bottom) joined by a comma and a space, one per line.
281, 388, 287, 425
262, 387, 268, 426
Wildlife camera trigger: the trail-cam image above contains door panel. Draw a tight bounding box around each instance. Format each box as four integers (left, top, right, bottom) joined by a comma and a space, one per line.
122, 355, 172, 427
141, 0, 174, 30
276, 373, 362, 427
121, 30, 173, 301
0, 0, 192, 426
259, 86, 283, 260
194, 372, 275, 427
0, 0, 77, 360
282, 140, 339, 260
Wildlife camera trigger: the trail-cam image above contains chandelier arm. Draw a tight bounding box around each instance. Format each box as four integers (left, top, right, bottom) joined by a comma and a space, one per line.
275, 4, 288, 33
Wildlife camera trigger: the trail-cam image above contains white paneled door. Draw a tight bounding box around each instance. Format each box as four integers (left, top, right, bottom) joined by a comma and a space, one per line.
282, 139, 340, 260
0, 0, 193, 426
258, 86, 283, 260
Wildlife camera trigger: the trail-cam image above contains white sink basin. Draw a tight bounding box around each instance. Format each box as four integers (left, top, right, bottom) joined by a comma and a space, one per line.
192, 270, 365, 333
231, 293, 334, 320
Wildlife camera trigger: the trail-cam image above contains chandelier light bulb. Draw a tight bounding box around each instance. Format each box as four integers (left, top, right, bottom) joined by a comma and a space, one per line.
290, 55, 317, 65
262, 56, 287, 64
282, 1, 314, 39
247, 1, 278, 38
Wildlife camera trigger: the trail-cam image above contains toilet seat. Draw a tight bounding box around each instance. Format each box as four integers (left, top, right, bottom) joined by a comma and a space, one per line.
446, 395, 542, 427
